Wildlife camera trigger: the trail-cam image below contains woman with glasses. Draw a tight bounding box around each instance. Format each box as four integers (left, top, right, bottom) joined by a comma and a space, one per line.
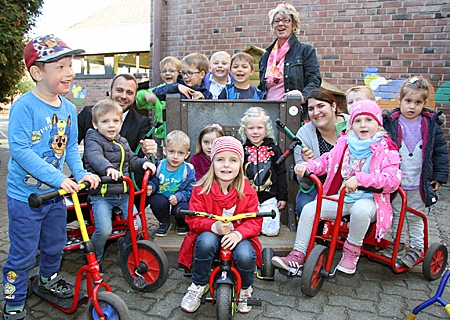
258, 3, 321, 103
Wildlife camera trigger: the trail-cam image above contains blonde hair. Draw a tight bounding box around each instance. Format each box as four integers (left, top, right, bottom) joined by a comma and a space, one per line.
268, 3, 301, 35
399, 76, 430, 101
346, 86, 376, 101
238, 107, 275, 144
182, 52, 210, 73
210, 51, 231, 65
195, 124, 225, 155
166, 130, 190, 149
231, 52, 254, 71
91, 99, 122, 124
196, 157, 246, 199
159, 56, 181, 71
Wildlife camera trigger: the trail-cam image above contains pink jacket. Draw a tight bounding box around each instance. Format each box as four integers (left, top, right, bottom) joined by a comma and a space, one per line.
305, 134, 402, 240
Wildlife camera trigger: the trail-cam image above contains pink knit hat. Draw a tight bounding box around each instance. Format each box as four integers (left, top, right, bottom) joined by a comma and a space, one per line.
350, 100, 383, 126
210, 136, 244, 163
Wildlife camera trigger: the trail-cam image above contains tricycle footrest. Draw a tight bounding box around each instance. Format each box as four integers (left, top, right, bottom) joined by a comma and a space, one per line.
245, 297, 262, 306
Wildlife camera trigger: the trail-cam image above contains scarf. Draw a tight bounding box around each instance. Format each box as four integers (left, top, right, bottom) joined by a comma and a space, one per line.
210, 181, 239, 211
265, 40, 290, 84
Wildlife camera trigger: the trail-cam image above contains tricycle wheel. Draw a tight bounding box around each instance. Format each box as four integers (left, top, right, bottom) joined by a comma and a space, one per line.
86, 291, 130, 320
216, 283, 233, 320
423, 243, 448, 280
261, 247, 275, 278
301, 245, 329, 297
120, 240, 169, 292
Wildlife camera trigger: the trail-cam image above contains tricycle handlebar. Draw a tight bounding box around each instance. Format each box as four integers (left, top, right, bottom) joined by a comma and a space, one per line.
177, 208, 276, 223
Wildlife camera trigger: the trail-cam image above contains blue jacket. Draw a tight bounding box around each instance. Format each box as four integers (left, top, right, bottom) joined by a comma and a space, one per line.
203, 72, 234, 90
217, 83, 266, 100
152, 76, 213, 100
383, 108, 449, 207
148, 159, 196, 203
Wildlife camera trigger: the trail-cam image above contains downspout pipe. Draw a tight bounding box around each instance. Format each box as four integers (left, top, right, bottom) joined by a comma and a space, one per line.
152, 0, 162, 87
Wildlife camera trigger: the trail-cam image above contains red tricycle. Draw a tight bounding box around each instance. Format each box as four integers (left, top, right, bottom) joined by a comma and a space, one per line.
178, 209, 276, 320
28, 177, 131, 319
277, 173, 448, 297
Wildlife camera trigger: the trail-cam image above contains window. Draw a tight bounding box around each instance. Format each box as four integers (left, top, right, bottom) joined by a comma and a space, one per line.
73, 52, 150, 76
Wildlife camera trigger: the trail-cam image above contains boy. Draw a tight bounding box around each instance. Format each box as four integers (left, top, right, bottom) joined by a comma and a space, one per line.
203, 51, 234, 99
3, 34, 100, 319
83, 99, 156, 268
147, 130, 196, 236
152, 52, 213, 100
218, 52, 265, 99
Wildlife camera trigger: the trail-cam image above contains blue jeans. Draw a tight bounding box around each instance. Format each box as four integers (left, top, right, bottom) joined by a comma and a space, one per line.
295, 187, 318, 218
192, 232, 256, 289
3, 196, 66, 307
90, 194, 139, 261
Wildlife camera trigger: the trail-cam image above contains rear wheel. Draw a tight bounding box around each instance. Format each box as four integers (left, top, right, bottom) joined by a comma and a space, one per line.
120, 240, 169, 291
423, 243, 448, 280
301, 245, 329, 297
261, 247, 275, 279
216, 284, 233, 320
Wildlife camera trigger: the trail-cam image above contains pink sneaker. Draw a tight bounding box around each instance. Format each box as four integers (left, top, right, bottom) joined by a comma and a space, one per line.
271, 250, 305, 275
336, 241, 361, 274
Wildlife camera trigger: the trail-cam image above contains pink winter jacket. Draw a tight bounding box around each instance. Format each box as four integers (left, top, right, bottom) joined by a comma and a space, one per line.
305, 133, 402, 240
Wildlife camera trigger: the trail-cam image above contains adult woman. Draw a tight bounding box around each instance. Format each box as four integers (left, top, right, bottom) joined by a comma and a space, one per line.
294, 88, 348, 216
258, 3, 321, 102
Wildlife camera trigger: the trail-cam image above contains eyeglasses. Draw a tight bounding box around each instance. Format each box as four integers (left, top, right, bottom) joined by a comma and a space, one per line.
273, 18, 292, 25
160, 69, 179, 74
181, 71, 201, 78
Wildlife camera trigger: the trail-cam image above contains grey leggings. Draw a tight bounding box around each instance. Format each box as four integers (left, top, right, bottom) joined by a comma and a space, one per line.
293, 197, 377, 253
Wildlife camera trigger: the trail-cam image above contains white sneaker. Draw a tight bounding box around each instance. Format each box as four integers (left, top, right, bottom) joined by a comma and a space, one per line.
181, 282, 209, 313
238, 286, 253, 313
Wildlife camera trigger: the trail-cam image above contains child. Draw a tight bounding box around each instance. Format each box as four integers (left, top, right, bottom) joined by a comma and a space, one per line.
239, 107, 287, 236
152, 52, 213, 100
203, 51, 234, 99
178, 136, 263, 314
147, 130, 196, 236
189, 123, 225, 181
272, 100, 402, 275
3, 34, 100, 318
346, 85, 376, 114
382, 76, 448, 267
218, 52, 265, 99
83, 99, 156, 267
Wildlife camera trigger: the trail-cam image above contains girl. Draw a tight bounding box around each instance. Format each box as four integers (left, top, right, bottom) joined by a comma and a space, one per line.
179, 136, 263, 314
189, 124, 225, 181
382, 76, 448, 267
239, 107, 287, 236
272, 100, 402, 275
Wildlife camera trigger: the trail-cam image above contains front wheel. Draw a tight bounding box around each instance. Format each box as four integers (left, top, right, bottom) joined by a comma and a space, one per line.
216, 284, 233, 320
423, 243, 448, 280
301, 245, 329, 297
86, 291, 130, 320
120, 240, 169, 292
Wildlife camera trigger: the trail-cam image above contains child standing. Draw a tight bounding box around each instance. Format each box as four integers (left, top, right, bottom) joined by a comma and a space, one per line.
382, 76, 448, 267
218, 52, 265, 100
83, 99, 156, 267
179, 136, 263, 314
153, 52, 213, 100
3, 34, 100, 318
204, 51, 234, 99
147, 130, 196, 236
239, 107, 287, 236
272, 100, 402, 275
190, 124, 225, 181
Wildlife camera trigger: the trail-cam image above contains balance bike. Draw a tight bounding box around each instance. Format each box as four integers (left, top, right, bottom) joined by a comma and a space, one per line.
28, 177, 130, 319
296, 173, 448, 297
178, 209, 276, 320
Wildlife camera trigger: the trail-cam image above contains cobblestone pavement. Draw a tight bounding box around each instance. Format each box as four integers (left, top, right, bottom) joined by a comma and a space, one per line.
0, 116, 449, 319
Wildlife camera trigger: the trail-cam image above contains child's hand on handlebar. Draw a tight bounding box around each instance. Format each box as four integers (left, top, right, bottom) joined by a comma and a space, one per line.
106, 168, 122, 181
340, 176, 359, 193
60, 178, 81, 194
294, 164, 308, 177
221, 232, 241, 250
78, 174, 101, 190
143, 162, 156, 174
215, 221, 232, 235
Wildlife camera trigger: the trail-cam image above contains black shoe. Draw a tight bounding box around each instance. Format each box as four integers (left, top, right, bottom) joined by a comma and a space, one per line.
38, 272, 74, 298
3, 305, 26, 320
177, 225, 190, 235
156, 222, 172, 237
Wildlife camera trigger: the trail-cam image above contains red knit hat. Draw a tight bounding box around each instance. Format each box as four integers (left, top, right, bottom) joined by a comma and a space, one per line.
24, 34, 85, 70
210, 136, 244, 163
350, 100, 383, 126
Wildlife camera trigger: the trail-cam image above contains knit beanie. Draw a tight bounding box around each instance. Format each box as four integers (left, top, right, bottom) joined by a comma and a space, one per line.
210, 136, 244, 163
350, 100, 383, 126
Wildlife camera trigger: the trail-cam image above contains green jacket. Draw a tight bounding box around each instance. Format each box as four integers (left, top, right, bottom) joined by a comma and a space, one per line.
136, 86, 165, 139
